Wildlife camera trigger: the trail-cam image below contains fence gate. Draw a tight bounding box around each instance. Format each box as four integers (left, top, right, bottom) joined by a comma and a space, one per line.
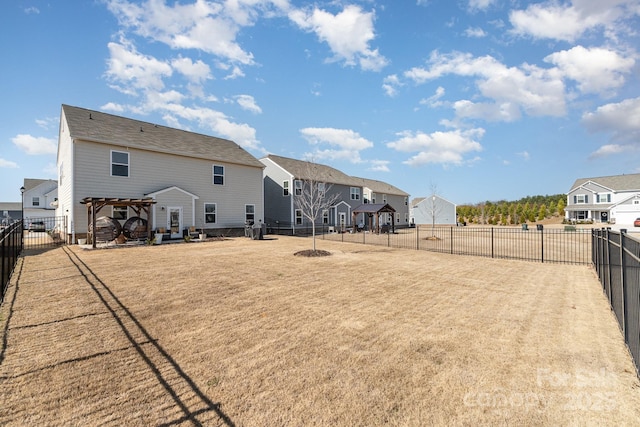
23, 216, 68, 250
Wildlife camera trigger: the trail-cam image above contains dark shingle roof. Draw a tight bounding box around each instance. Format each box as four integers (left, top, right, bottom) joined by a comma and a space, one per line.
570, 173, 640, 192
351, 176, 409, 196
263, 154, 360, 186
62, 105, 263, 168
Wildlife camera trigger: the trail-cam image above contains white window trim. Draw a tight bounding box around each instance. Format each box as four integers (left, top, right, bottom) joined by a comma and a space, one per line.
111, 150, 130, 178
596, 193, 611, 203
295, 209, 303, 225
294, 180, 302, 196
245, 204, 255, 223
283, 180, 289, 196
112, 206, 128, 221
350, 187, 360, 200
213, 165, 225, 185
204, 203, 217, 224
575, 194, 587, 204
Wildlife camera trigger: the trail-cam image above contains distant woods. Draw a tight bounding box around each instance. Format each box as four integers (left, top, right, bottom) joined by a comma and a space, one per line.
456, 194, 566, 225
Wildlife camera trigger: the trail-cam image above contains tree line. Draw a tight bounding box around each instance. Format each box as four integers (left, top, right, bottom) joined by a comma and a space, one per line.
456, 194, 566, 225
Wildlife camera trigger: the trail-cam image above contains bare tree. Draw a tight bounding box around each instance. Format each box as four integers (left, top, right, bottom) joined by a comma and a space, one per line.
294, 162, 341, 252
428, 183, 442, 237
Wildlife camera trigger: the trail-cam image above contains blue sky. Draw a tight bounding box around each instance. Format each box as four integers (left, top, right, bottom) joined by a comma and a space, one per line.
2, 0, 640, 204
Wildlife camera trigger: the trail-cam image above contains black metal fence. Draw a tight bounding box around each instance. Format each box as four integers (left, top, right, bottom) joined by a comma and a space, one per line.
592, 229, 640, 377
1, 221, 23, 305
323, 225, 592, 265
23, 216, 67, 250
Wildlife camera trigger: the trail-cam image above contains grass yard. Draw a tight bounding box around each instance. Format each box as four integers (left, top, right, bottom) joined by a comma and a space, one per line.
1, 236, 639, 426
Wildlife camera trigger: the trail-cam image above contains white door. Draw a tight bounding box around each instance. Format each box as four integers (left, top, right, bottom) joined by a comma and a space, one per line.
168, 207, 183, 239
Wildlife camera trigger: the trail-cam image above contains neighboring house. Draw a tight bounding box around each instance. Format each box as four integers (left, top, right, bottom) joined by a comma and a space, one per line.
351, 177, 410, 228
410, 195, 457, 226
22, 178, 58, 221
566, 173, 640, 225
0, 203, 22, 225
260, 154, 410, 231
56, 105, 264, 242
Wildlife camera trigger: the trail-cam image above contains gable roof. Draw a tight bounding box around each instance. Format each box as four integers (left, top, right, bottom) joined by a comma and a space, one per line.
23, 178, 56, 192
61, 104, 263, 169
263, 154, 359, 186
351, 177, 409, 197
411, 195, 456, 207
570, 173, 640, 192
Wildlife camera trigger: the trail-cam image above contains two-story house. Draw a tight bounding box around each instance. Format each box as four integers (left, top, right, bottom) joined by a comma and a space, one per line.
566, 173, 640, 225
22, 179, 58, 222
260, 154, 410, 232
351, 177, 410, 228
56, 105, 264, 243
410, 195, 457, 226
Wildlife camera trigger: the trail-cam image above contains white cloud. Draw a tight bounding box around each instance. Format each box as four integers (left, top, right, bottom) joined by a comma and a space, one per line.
289, 4, 388, 71
382, 74, 401, 97
300, 127, 373, 162
544, 46, 635, 96
235, 94, 262, 114
0, 158, 19, 168
517, 151, 530, 161
464, 27, 487, 38
468, 0, 496, 11
171, 56, 212, 84
12, 134, 57, 155
405, 51, 566, 121
419, 86, 446, 107
101, 102, 126, 113
24, 7, 39, 14
368, 160, 390, 172
105, 0, 257, 65
387, 128, 484, 166
582, 97, 640, 146
589, 144, 636, 158
105, 39, 172, 93
509, 0, 640, 42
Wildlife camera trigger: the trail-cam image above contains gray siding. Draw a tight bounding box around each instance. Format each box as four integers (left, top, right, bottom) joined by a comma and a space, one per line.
261, 158, 293, 224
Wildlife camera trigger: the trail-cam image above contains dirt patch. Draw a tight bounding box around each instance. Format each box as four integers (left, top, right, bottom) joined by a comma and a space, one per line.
294, 249, 332, 257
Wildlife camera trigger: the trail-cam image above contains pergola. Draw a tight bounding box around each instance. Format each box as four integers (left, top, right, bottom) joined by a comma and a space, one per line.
81, 197, 156, 248
352, 203, 396, 234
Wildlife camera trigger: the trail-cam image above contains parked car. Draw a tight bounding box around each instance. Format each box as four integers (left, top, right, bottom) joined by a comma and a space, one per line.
634, 218, 640, 227
28, 221, 46, 232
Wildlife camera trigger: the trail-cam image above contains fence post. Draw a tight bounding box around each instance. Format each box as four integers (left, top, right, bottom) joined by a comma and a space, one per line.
540, 226, 544, 263
620, 229, 627, 341
416, 225, 419, 250
387, 229, 390, 247
491, 227, 494, 258
606, 228, 613, 302
450, 227, 453, 255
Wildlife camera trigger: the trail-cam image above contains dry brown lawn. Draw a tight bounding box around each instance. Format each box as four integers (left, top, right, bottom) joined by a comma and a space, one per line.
1, 236, 639, 426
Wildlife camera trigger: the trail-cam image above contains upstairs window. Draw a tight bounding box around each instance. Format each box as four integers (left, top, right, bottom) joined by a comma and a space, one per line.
111, 150, 129, 177
317, 182, 326, 193
574, 194, 588, 204
283, 181, 289, 196
205, 203, 217, 224
350, 187, 360, 200
32, 197, 40, 207
213, 165, 225, 185
382, 194, 387, 204
596, 193, 611, 203
294, 180, 302, 196
112, 206, 128, 220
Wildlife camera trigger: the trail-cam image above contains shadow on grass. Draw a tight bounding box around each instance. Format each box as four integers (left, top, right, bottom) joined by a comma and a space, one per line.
60, 246, 235, 427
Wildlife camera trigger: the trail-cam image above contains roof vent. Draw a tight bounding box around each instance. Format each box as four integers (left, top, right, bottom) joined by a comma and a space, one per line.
89, 113, 93, 120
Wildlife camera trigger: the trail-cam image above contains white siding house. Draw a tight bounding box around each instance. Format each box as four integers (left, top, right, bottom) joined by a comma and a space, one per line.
410, 195, 457, 226
566, 173, 640, 225
56, 105, 264, 242
22, 178, 58, 221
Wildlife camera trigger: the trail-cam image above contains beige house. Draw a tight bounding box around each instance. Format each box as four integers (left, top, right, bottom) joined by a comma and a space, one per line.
56, 105, 264, 243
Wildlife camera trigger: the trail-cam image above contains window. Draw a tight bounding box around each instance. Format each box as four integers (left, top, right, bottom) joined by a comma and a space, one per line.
574, 194, 588, 204
283, 181, 289, 196
32, 197, 40, 207
596, 193, 611, 203
295, 209, 303, 225
294, 180, 302, 196
404, 197, 408, 206
382, 194, 387, 204
372, 195, 376, 203
317, 182, 325, 193
245, 204, 255, 223
111, 150, 129, 177
213, 165, 224, 185
350, 187, 360, 200
322, 209, 329, 224
204, 203, 217, 224
113, 206, 128, 220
